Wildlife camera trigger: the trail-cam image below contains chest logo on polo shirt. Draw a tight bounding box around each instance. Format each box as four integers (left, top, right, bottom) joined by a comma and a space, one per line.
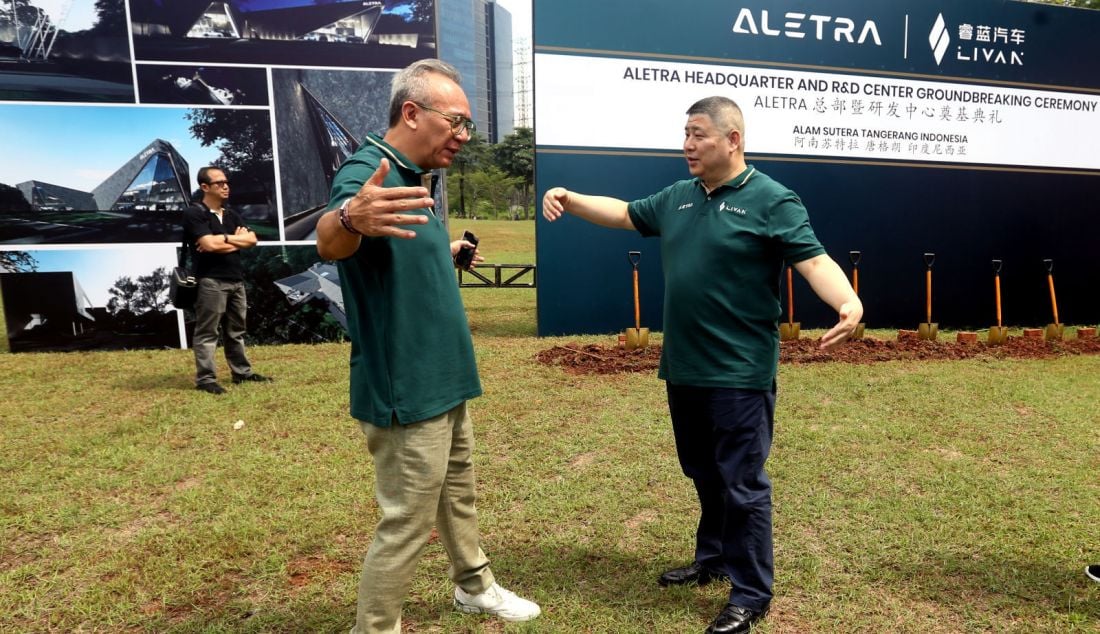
719, 201, 747, 215
677, 202, 694, 211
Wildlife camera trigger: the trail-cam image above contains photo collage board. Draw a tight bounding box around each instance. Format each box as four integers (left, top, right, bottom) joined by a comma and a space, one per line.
0, 0, 437, 352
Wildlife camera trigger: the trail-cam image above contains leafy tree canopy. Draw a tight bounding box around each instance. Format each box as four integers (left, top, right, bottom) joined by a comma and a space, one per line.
107, 267, 170, 315
0, 251, 38, 273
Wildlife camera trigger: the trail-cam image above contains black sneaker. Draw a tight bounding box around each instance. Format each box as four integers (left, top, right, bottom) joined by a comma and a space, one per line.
232, 372, 272, 384
196, 382, 227, 395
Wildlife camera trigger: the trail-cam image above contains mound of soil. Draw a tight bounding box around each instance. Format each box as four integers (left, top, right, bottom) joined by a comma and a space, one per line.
536, 335, 1100, 375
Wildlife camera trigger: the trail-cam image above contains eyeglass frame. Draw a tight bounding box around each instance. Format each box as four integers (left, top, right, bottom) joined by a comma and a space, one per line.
205, 180, 230, 187
413, 102, 476, 137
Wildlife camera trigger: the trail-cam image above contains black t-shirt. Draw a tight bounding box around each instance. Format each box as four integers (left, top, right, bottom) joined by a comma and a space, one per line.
182, 202, 245, 281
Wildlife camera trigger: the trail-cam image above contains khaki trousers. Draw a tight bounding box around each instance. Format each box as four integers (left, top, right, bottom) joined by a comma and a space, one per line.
352, 402, 494, 634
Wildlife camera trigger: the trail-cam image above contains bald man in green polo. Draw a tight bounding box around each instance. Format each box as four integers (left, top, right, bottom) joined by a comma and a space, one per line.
543, 95, 862, 634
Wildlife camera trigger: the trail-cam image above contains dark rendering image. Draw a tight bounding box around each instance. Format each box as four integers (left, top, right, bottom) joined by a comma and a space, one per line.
0, 268, 181, 353
129, 0, 435, 69
136, 64, 270, 106
272, 67, 391, 240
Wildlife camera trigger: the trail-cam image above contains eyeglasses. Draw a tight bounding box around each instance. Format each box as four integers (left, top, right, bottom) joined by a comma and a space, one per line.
414, 102, 476, 137
206, 180, 229, 187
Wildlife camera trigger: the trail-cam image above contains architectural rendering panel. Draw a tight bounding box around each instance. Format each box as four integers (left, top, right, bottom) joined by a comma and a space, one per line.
129, 0, 435, 69
0, 104, 278, 244
0, 245, 182, 352
0, 0, 134, 102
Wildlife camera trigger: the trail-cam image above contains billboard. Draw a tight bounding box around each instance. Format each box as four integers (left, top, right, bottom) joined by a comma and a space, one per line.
0, 0, 436, 352
534, 0, 1100, 335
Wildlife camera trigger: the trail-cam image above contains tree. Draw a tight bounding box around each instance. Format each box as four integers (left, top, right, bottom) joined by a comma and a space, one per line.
0, 251, 38, 273
107, 267, 170, 315
492, 127, 534, 218
397, 0, 435, 23
186, 109, 275, 205
92, 0, 128, 35
449, 132, 491, 216
466, 167, 522, 220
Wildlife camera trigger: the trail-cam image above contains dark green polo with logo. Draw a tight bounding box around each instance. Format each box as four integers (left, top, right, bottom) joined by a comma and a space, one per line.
329, 133, 481, 426
627, 165, 825, 390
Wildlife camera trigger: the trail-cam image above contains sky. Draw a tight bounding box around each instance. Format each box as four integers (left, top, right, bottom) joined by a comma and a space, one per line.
35, 0, 96, 32
0, 105, 223, 192
25, 245, 179, 307
496, 0, 531, 43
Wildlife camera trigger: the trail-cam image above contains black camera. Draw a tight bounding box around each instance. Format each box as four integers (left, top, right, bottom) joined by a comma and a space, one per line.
454, 230, 479, 271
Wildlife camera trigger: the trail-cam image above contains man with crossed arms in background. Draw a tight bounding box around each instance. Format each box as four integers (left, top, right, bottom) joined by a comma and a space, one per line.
316, 59, 539, 633
543, 96, 862, 633
184, 166, 272, 394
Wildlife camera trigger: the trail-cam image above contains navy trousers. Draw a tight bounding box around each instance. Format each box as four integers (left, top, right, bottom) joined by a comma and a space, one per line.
666, 382, 776, 611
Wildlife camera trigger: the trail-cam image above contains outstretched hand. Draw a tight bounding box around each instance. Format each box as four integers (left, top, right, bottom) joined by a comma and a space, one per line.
344, 159, 435, 239
818, 300, 864, 350
542, 187, 569, 222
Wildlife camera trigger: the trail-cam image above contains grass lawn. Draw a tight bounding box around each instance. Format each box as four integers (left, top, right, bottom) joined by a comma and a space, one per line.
2, 219, 1098, 632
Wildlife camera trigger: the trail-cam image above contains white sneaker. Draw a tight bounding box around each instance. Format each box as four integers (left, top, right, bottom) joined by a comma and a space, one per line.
1087, 564, 1100, 583
454, 581, 541, 622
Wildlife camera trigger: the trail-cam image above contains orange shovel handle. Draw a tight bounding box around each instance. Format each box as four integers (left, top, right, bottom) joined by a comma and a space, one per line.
1047, 274, 1059, 325
994, 275, 1002, 328
633, 269, 641, 329
852, 268, 859, 296
786, 266, 794, 325
925, 269, 933, 323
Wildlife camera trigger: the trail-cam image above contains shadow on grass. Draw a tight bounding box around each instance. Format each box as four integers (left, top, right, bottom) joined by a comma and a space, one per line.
112, 370, 192, 391
888, 554, 1100, 622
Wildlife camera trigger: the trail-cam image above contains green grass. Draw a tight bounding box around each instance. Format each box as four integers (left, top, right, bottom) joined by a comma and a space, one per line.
2, 220, 1099, 631
1, 336, 1098, 632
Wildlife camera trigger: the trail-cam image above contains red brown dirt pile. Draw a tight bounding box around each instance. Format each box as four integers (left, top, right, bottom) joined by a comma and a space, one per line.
535, 336, 1100, 375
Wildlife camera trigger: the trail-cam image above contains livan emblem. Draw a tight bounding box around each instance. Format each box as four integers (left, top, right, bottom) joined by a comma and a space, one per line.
929, 13, 950, 65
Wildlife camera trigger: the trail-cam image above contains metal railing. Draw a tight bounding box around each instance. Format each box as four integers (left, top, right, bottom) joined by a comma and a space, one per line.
458, 264, 536, 288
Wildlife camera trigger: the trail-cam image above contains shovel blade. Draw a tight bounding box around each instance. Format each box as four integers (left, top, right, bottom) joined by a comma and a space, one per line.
1044, 323, 1064, 341
918, 322, 939, 341
779, 322, 801, 341
988, 326, 1009, 345
625, 327, 650, 350
851, 323, 866, 340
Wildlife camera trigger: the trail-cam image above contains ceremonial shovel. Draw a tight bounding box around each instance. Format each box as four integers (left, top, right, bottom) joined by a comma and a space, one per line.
624, 251, 649, 350
849, 251, 865, 340
1043, 258, 1063, 341
918, 252, 938, 340
779, 265, 800, 341
988, 259, 1008, 345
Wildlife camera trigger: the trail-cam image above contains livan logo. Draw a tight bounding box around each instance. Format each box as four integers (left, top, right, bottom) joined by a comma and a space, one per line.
719, 202, 747, 216
928, 13, 950, 65
731, 8, 882, 45
926, 14, 1026, 67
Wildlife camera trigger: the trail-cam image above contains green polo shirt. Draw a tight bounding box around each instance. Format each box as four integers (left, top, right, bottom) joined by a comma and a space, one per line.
329, 133, 481, 426
627, 165, 825, 390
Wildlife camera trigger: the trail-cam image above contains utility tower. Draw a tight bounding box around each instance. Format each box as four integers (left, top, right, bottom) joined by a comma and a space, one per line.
514, 35, 532, 128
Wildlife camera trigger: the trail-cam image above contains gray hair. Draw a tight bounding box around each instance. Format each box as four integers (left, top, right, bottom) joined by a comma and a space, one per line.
686, 96, 745, 147
388, 59, 463, 127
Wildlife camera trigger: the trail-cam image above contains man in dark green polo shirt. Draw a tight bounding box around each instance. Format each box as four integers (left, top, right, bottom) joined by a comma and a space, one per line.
542, 96, 863, 634
316, 59, 539, 633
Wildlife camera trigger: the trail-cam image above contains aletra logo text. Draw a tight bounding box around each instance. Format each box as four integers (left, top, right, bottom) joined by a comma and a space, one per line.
732, 8, 882, 46
929, 13, 950, 65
